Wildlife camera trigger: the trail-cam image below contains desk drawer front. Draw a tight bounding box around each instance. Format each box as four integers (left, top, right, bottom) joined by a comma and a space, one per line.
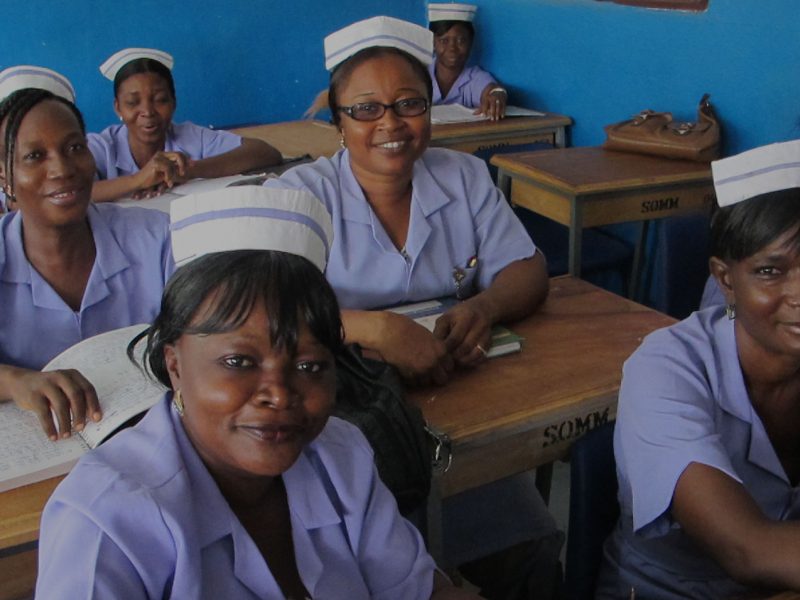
581, 184, 715, 227
433, 132, 556, 155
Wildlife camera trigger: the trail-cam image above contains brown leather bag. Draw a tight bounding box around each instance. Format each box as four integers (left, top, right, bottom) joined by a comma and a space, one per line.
603, 94, 720, 162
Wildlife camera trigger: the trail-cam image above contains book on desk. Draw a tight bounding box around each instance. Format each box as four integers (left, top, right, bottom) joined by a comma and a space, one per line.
388, 298, 524, 358
0, 325, 166, 493
431, 104, 545, 124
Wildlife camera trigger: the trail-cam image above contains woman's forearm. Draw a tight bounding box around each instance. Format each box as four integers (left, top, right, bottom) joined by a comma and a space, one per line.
464, 252, 549, 325
186, 137, 282, 180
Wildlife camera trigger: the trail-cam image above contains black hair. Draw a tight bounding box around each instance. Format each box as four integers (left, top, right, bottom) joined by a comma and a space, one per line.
113, 58, 176, 101
327, 46, 433, 128
132, 250, 344, 389
710, 187, 800, 261
429, 20, 475, 40
0, 88, 86, 199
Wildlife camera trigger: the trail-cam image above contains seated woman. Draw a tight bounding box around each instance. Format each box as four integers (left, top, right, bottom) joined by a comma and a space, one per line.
36, 186, 480, 599
267, 16, 560, 599
597, 140, 800, 597
89, 48, 281, 202
428, 3, 508, 120
0, 87, 172, 440
268, 16, 547, 386
0, 65, 76, 212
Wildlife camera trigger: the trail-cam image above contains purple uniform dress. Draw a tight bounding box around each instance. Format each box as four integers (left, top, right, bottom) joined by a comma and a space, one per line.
0, 203, 172, 370
88, 121, 242, 180
428, 63, 496, 108
37, 397, 436, 599
596, 305, 800, 599
265, 147, 558, 567
265, 147, 536, 311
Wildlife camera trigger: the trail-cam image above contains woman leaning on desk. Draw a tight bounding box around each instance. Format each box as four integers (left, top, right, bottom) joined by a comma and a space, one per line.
265, 16, 548, 387
428, 3, 508, 121
89, 47, 281, 202
36, 187, 480, 600
596, 140, 800, 598
265, 16, 560, 600
0, 75, 171, 441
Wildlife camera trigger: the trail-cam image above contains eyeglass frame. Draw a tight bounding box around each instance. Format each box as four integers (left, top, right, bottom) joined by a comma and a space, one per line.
337, 97, 430, 122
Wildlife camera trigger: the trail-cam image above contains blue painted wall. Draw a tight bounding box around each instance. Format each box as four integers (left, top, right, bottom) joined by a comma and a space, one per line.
471, 0, 800, 155
3, 1, 796, 153
0, 1, 425, 132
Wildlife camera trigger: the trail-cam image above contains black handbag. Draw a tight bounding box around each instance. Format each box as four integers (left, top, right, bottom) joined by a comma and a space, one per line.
334, 344, 448, 515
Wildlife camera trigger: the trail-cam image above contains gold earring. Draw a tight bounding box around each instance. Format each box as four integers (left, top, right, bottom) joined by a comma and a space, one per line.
173, 389, 185, 416
339, 135, 346, 149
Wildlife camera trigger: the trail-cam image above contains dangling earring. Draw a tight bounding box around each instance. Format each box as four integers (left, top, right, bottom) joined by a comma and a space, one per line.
726, 304, 736, 320
339, 136, 346, 149
173, 389, 185, 416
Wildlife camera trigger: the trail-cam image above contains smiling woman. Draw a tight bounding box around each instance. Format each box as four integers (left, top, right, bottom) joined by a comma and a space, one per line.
35, 186, 477, 599
0, 86, 171, 441
88, 47, 281, 202
597, 140, 800, 597
265, 16, 561, 600
428, 3, 508, 120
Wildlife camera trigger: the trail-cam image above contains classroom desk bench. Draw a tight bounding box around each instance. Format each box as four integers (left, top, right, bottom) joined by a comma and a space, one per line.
491, 146, 715, 296
230, 112, 572, 160
0, 277, 670, 594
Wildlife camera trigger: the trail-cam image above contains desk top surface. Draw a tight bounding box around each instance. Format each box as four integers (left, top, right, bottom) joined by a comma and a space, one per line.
0, 277, 670, 553
408, 276, 673, 445
232, 114, 571, 159
491, 146, 713, 194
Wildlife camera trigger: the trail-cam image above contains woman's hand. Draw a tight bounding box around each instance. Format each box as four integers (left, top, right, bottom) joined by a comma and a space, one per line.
378, 313, 456, 386
341, 310, 455, 386
476, 85, 507, 121
1, 365, 101, 440
134, 151, 189, 192
433, 301, 493, 368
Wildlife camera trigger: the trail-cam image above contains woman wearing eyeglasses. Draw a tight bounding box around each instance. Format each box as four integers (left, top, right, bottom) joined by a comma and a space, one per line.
267, 16, 547, 388
428, 3, 507, 121
266, 17, 559, 600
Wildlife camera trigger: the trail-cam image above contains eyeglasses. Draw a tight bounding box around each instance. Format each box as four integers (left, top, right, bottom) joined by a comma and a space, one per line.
338, 98, 429, 122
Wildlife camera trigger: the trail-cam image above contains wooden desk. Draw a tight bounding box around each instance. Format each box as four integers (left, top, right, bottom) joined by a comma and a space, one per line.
491, 147, 714, 293
230, 120, 341, 159
0, 277, 669, 594
408, 276, 673, 557
231, 113, 572, 160
431, 112, 571, 152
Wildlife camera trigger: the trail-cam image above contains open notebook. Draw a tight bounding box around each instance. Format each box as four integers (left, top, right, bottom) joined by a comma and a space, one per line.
388, 299, 524, 358
431, 104, 546, 124
0, 325, 167, 493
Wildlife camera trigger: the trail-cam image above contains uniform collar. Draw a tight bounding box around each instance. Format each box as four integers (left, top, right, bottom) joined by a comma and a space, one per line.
715, 312, 789, 481
173, 402, 341, 597
338, 149, 452, 221
429, 61, 474, 103
0, 206, 131, 310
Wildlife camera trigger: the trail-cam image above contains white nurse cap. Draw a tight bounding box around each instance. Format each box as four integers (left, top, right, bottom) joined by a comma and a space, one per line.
712, 140, 800, 207
170, 186, 333, 272
100, 48, 174, 81
324, 16, 434, 71
428, 3, 477, 23
0, 66, 75, 102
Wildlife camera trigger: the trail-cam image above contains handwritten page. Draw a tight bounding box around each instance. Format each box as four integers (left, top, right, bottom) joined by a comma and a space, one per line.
0, 402, 87, 493
43, 325, 166, 448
